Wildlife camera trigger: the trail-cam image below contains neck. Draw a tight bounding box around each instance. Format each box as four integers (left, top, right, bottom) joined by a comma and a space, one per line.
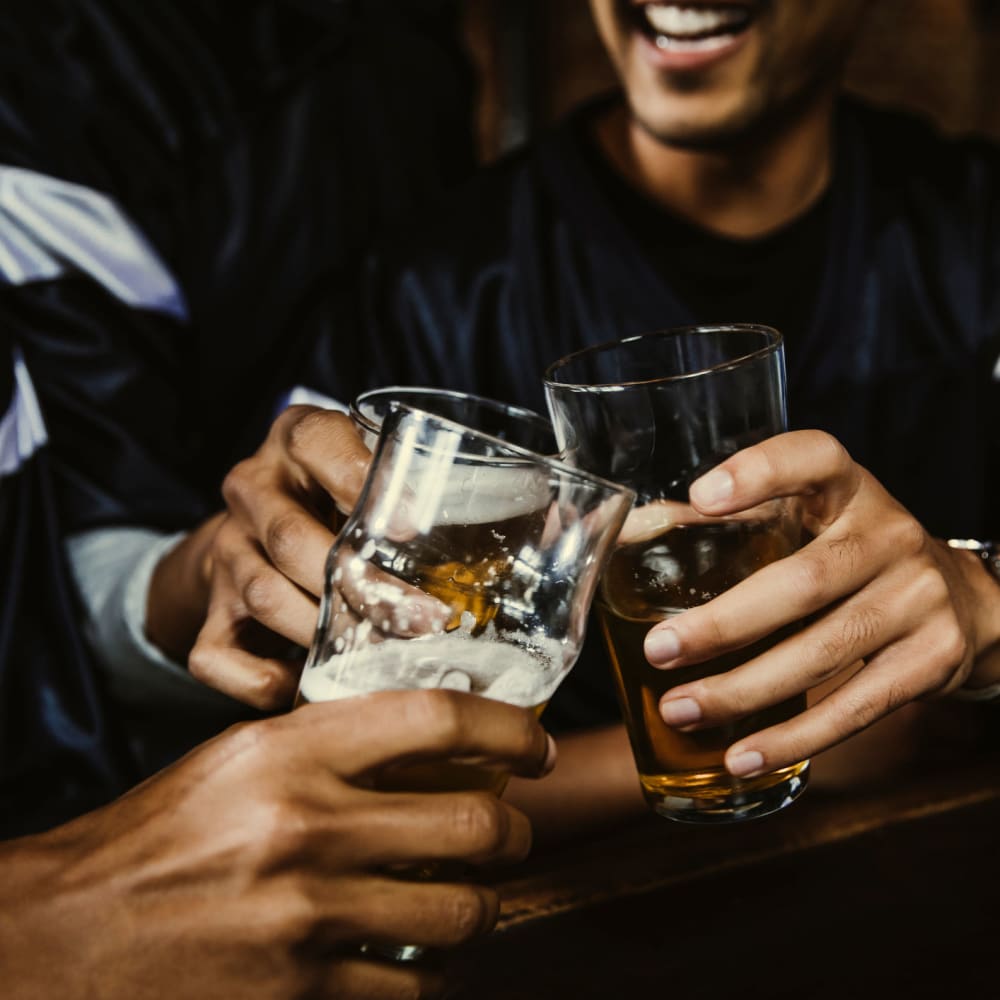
594, 92, 836, 239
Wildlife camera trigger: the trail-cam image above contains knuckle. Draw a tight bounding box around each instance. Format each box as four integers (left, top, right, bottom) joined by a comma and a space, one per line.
509, 707, 542, 762
265, 511, 308, 568
741, 443, 778, 488
211, 517, 244, 561
251, 797, 313, 869
242, 571, 280, 620
406, 689, 466, 749
271, 881, 325, 946
792, 549, 830, 598
246, 664, 297, 711
696, 608, 728, 651
825, 530, 867, 577
887, 515, 928, 557
449, 793, 508, 857
805, 631, 844, 683
443, 886, 496, 943
836, 679, 910, 735
186, 643, 217, 684
909, 564, 951, 609
285, 408, 334, 462
938, 621, 969, 668
222, 717, 280, 763
221, 460, 255, 508
838, 604, 884, 656
925, 618, 969, 682
835, 691, 881, 734
812, 431, 852, 474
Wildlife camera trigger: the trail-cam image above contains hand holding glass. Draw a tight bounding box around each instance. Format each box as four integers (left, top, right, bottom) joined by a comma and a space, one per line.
296, 403, 632, 955
544, 325, 807, 823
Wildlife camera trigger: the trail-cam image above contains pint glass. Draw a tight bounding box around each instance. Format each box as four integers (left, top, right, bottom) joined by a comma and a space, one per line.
297, 403, 633, 954
544, 325, 808, 823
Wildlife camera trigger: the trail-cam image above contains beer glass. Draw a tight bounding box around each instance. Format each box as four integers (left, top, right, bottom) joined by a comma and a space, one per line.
297, 403, 633, 957
351, 385, 555, 453
544, 325, 807, 824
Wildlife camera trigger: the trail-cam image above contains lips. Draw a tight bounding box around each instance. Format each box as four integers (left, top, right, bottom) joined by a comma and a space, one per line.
632, 0, 758, 69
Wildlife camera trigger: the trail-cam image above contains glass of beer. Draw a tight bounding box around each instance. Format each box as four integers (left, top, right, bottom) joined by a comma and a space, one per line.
544, 325, 807, 824
297, 402, 633, 957
351, 385, 555, 453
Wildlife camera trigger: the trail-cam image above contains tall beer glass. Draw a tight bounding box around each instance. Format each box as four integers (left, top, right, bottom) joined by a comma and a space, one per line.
297, 403, 633, 956
544, 325, 807, 824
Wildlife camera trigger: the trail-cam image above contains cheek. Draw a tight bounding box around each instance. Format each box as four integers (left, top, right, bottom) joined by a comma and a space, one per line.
760, 6, 861, 101
589, 0, 627, 65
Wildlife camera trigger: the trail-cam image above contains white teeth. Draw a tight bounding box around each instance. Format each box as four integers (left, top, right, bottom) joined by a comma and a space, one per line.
644, 4, 747, 39
655, 31, 738, 51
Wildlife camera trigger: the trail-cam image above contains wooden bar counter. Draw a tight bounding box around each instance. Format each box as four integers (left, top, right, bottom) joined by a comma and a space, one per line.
446, 703, 1000, 999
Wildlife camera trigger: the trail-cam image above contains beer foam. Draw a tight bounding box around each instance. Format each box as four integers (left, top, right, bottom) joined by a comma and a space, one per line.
299, 631, 567, 709
410, 461, 551, 527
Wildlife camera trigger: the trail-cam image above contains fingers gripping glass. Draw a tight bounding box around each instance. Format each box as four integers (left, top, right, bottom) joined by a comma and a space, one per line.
544, 325, 808, 824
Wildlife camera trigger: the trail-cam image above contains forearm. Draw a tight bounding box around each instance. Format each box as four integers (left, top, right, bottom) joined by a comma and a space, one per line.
504, 724, 646, 847
0, 829, 85, 998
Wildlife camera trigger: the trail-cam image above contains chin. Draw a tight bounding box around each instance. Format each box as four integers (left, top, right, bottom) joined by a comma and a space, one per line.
631, 100, 764, 151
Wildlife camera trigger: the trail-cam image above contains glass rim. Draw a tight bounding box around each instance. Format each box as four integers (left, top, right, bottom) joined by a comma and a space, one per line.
543, 324, 783, 390
351, 384, 553, 438
382, 402, 636, 503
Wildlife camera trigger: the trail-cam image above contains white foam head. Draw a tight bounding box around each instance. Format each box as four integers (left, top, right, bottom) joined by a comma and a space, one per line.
299, 630, 568, 709
408, 460, 551, 528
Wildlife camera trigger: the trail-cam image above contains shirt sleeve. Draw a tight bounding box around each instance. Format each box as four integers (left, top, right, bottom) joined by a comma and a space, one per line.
65, 527, 246, 716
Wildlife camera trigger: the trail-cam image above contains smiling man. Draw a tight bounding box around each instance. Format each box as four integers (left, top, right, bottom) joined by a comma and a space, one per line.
588, 0, 865, 237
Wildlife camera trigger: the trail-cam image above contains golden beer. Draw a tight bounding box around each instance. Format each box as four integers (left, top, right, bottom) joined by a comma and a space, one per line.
599, 517, 808, 820
397, 506, 548, 632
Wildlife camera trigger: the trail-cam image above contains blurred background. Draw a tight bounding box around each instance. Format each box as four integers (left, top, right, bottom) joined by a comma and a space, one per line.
461, 0, 1000, 162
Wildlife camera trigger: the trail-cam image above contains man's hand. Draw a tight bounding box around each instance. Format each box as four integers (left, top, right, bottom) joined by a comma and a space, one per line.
0, 690, 555, 999
150, 405, 371, 708
644, 430, 1000, 777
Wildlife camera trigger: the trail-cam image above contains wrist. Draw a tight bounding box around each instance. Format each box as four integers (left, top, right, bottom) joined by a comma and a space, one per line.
946, 539, 1000, 693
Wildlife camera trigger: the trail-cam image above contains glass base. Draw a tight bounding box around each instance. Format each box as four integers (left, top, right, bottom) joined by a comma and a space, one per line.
644, 760, 809, 824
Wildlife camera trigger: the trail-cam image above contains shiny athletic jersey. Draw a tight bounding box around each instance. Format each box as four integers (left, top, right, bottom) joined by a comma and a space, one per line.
1, 0, 474, 533
0, 336, 135, 836
0, 0, 475, 825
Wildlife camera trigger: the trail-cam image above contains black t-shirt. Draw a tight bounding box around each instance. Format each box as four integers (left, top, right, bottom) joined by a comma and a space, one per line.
576, 117, 832, 360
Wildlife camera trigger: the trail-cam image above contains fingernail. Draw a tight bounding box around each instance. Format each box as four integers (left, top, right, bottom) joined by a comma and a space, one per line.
645, 627, 681, 664
660, 697, 702, 727
727, 749, 765, 777
690, 468, 734, 509
542, 734, 558, 775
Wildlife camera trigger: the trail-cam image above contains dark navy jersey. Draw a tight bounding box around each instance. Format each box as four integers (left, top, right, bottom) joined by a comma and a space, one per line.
1, 0, 475, 533
0, 334, 135, 837
0, 0, 476, 821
